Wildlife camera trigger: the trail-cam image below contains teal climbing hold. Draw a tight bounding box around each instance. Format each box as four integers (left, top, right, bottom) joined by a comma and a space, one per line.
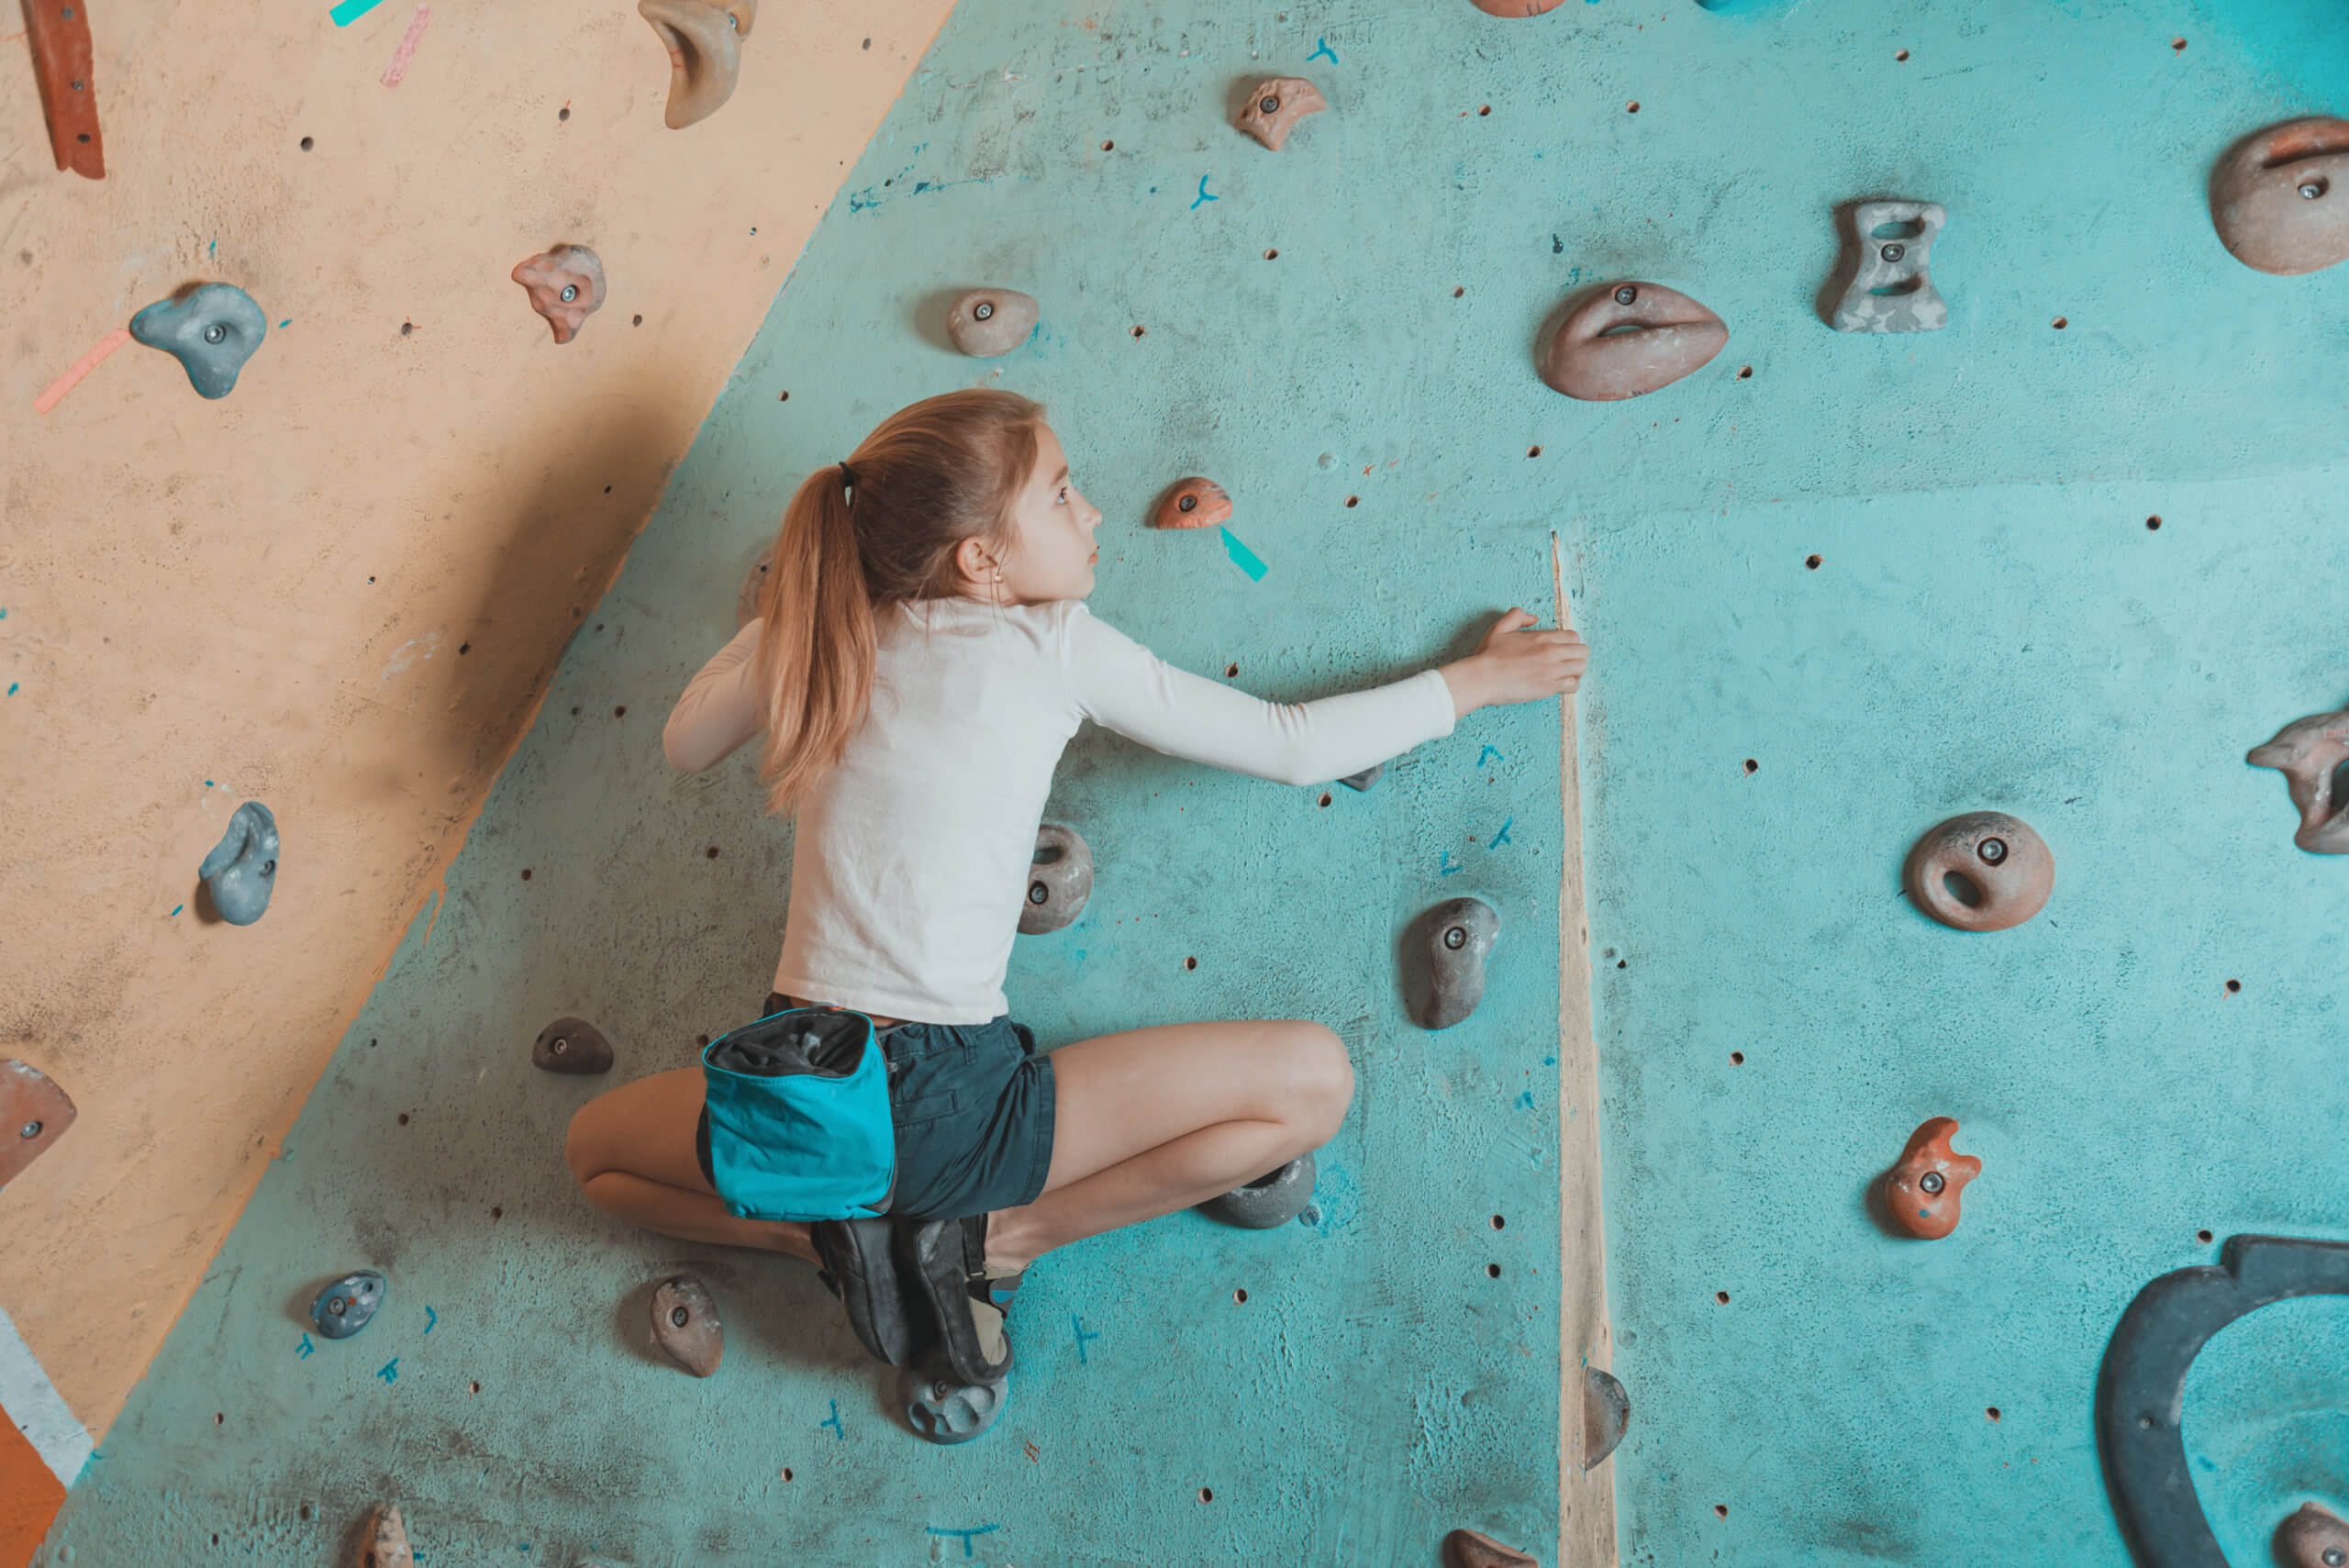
129, 284, 267, 398
198, 801, 279, 925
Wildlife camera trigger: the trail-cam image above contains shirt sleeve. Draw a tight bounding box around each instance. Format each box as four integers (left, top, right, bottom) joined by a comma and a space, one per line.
1063, 606, 1457, 787
663, 620, 767, 773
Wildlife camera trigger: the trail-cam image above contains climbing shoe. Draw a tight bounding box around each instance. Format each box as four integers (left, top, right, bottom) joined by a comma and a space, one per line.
810, 1216, 922, 1366
896, 1214, 1019, 1386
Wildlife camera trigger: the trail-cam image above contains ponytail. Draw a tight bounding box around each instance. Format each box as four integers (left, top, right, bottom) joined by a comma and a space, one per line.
753, 389, 1043, 812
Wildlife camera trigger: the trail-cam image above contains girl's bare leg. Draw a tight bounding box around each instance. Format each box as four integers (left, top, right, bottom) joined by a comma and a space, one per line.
563, 1067, 820, 1266
981, 1018, 1353, 1273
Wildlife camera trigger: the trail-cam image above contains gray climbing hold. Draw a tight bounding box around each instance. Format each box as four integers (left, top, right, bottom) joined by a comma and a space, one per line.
1202, 1151, 1316, 1228
1831, 201, 1949, 334
947, 289, 1039, 357
736, 546, 774, 629
1338, 762, 1386, 792
1019, 822, 1092, 934
532, 1017, 614, 1075
1419, 895, 1499, 1029
198, 801, 279, 926
309, 1270, 386, 1340
1582, 1364, 1630, 1470
899, 1364, 1009, 1444
129, 283, 268, 398
651, 1273, 723, 1377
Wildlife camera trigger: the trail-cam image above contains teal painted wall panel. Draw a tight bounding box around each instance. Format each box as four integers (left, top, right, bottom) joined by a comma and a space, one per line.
41, 0, 2349, 1562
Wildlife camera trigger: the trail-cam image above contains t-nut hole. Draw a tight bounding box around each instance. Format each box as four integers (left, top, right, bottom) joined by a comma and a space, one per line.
1626, 100, 1640, 112
1184, 955, 1198, 972
1742, 758, 1758, 774
1318, 792, 1332, 808
1715, 1290, 1731, 1305
1490, 1214, 1506, 1229
1730, 1051, 1745, 1065
1478, 104, 1491, 117
470, 1380, 482, 1394
1804, 553, 1822, 569
1527, 444, 1542, 458
1130, 325, 1146, 338
1100, 139, 1114, 151
1738, 365, 1753, 379
1895, 47, 1909, 61
1986, 1407, 2001, 1422
1233, 1288, 1248, 1304
2196, 1229, 2214, 1244
2224, 978, 2241, 994
1453, 286, 1465, 298
1344, 495, 1359, 507
1264, 248, 1279, 261
2171, 35, 2187, 50
1198, 1487, 1214, 1504
2052, 316, 2069, 329
1486, 1262, 1502, 1279
2145, 515, 2163, 530
781, 1467, 794, 1482
1714, 1505, 1730, 1518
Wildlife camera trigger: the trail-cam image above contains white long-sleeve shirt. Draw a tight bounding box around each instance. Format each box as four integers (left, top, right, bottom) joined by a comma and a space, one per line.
664, 596, 1457, 1024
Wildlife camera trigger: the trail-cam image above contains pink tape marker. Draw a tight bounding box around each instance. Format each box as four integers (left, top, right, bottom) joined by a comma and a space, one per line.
380, 4, 430, 86
34, 327, 131, 415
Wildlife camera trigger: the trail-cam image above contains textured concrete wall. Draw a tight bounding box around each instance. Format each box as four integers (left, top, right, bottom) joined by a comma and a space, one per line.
31, 0, 2349, 1562
0, 0, 952, 1445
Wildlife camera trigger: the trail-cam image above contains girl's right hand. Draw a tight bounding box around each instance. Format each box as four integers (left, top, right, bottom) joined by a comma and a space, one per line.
1440, 608, 1589, 717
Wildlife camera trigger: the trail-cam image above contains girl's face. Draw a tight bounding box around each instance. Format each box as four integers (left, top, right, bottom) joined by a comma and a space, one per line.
992, 424, 1102, 604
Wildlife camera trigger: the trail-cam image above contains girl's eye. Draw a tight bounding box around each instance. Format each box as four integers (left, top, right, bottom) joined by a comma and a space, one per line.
1057, 488, 1069, 503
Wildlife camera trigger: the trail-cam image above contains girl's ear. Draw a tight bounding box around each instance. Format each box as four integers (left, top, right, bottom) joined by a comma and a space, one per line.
951, 533, 997, 591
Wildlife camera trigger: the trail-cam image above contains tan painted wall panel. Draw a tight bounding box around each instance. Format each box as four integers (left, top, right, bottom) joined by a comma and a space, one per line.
0, 0, 952, 1439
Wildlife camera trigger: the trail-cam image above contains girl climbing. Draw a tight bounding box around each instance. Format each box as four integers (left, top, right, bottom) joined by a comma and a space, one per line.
563, 388, 1587, 1392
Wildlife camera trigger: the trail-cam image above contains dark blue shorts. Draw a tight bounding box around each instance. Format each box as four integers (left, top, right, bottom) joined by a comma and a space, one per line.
698, 994, 1056, 1221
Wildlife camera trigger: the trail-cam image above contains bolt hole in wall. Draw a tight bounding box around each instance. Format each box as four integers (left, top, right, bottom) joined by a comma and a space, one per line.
298, 135, 313, 150
2198, 1229, 2216, 1244
1100, 139, 1113, 150
1730, 1051, 1745, 1065
1344, 495, 1359, 507
1896, 47, 1910, 60
1130, 325, 1145, 338
1478, 104, 1491, 117
1198, 1488, 1213, 1505
1738, 364, 1753, 379
2225, 978, 2241, 993
559, 106, 571, 121
1715, 1290, 1731, 1305
1804, 553, 1822, 569
1491, 1214, 1506, 1229
1184, 956, 1198, 971
1626, 100, 1641, 112
1318, 792, 1332, 807
1233, 1288, 1248, 1304
1453, 285, 1465, 298
1987, 1407, 2002, 1421
1528, 444, 1542, 458
2146, 514, 2163, 529
1742, 758, 1758, 774
2053, 316, 2069, 328
1715, 1505, 1730, 1519
780, 1468, 794, 1483
1264, 248, 1279, 261
1486, 1262, 1502, 1278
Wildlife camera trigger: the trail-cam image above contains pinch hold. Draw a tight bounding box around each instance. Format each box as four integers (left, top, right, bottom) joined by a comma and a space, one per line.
1236, 77, 1327, 150
198, 801, 281, 926
946, 288, 1040, 357
130, 284, 268, 399
511, 245, 607, 344
2248, 707, 2349, 852
1876, 1117, 1980, 1240
1150, 477, 1232, 530
1831, 200, 1949, 333
2210, 117, 2349, 275
1541, 282, 1727, 400
640, 0, 757, 129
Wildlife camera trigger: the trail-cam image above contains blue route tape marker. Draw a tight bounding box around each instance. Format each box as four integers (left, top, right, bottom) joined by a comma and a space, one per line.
1191, 174, 1219, 210
1072, 1313, 1101, 1364
169, 905, 183, 917
1489, 815, 1513, 848
927, 1526, 1000, 1560
329, 0, 388, 25
1476, 745, 1505, 766
1308, 37, 1339, 62
1219, 527, 1268, 581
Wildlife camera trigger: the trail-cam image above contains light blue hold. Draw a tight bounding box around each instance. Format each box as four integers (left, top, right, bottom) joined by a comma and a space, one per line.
129, 284, 268, 399
197, 801, 279, 926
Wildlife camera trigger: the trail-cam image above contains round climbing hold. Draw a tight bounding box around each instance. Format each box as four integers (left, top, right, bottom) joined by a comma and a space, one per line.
198, 801, 280, 926
1149, 476, 1231, 530
640, 0, 759, 129
1903, 811, 2052, 931
1201, 1151, 1317, 1228
531, 1016, 615, 1074
308, 1270, 386, 1340
2276, 1499, 2349, 1567
1019, 823, 1093, 934
900, 1363, 1009, 1444
651, 1274, 723, 1377
1236, 76, 1326, 151
946, 288, 1039, 357
1419, 895, 1500, 1029
1875, 1117, 1980, 1240
1444, 1527, 1539, 1568
2210, 117, 2349, 274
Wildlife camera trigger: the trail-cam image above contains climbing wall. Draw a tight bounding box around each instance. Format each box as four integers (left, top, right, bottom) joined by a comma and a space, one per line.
35, 0, 2349, 1563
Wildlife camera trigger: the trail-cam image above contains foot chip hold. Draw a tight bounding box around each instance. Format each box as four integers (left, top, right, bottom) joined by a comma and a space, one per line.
1876, 1117, 1979, 1240
1202, 1151, 1317, 1229
651, 1273, 724, 1376
1236, 78, 1326, 150
310, 1270, 387, 1340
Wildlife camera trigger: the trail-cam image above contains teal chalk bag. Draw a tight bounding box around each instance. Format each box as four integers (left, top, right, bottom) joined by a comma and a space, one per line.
700, 1006, 896, 1222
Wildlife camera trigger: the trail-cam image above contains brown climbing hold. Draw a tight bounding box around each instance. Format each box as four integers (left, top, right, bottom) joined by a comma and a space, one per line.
639, 0, 757, 131
26, 0, 104, 179
1541, 283, 1728, 401
2248, 708, 2349, 852
1236, 78, 1327, 151
361, 1503, 414, 1568
1150, 477, 1231, 530
947, 288, 1040, 357
2210, 117, 2349, 275
1443, 1527, 1540, 1568
1470, 0, 1567, 14
1903, 811, 2053, 931
1876, 1117, 1980, 1240
2277, 1501, 2349, 1568
651, 1273, 723, 1376
0, 1060, 76, 1188
510, 245, 607, 345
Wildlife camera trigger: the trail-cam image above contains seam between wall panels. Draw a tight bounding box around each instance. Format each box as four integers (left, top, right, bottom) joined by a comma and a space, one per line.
0, 1305, 93, 1489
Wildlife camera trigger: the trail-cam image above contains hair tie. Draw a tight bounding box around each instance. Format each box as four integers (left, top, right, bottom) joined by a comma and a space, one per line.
837, 461, 859, 495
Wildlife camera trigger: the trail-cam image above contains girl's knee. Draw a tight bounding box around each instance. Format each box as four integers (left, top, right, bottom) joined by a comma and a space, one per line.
1280, 1022, 1354, 1137
562, 1104, 607, 1187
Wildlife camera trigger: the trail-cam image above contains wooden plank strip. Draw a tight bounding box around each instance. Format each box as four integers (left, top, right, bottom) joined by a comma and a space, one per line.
1553, 529, 1619, 1568
23, 0, 105, 179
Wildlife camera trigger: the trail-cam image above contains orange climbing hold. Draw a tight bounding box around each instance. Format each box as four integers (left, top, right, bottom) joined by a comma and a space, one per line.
1878, 1117, 1980, 1240
2277, 1501, 2349, 1568
1150, 477, 1231, 530
1236, 78, 1326, 150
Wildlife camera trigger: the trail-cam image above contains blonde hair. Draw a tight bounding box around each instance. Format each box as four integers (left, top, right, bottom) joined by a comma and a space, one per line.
751, 388, 1044, 811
